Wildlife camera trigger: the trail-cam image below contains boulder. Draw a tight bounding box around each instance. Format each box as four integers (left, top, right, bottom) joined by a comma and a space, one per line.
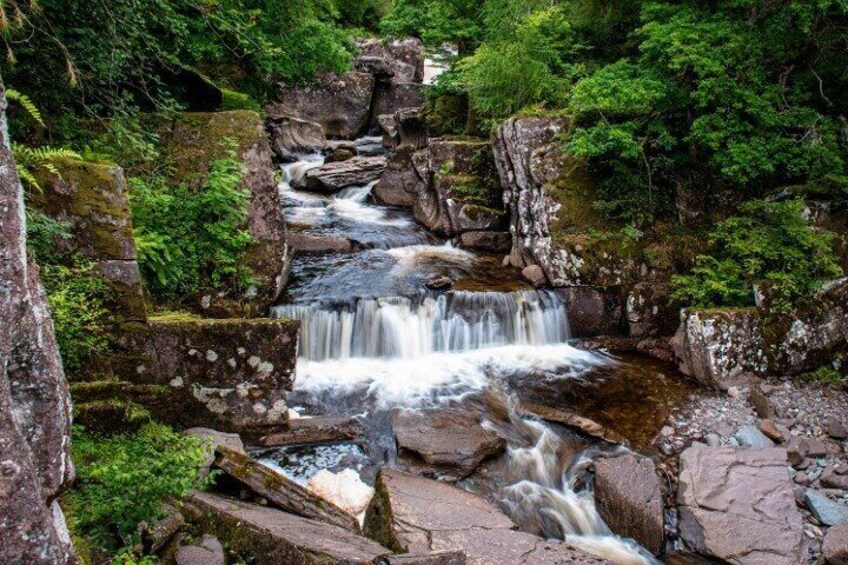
363, 469, 608, 564
521, 265, 547, 288
827, 417, 848, 440
677, 445, 805, 564
269, 72, 376, 139
749, 386, 777, 419
267, 116, 327, 162
117, 316, 298, 432
391, 408, 505, 481
356, 38, 425, 84
458, 231, 512, 253
369, 83, 426, 133
188, 491, 390, 564
386, 551, 467, 565
375, 146, 428, 207
159, 112, 292, 314
31, 158, 147, 323
176, 534, 225, 565
626, 283, 677, 339
806, 490, 848, 526
182, 427, 245, 477
734, 425, 775, 448
257, 416, 365, 447
287, 233, 354, 254
0, 85, 76, 563
305, 156, 388, 194
593, 454, 664, 555
822, 523, 848, 565
560, 287, 625, 338
519, 401, 627, 445
394, 108, 430, 150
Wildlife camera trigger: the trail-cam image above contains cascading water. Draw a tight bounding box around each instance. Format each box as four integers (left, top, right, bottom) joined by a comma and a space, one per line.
270, 151, 667, 565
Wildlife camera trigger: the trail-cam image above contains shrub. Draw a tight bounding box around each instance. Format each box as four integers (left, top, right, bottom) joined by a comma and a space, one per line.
672, 199, 842, 310
64, 423, 211, 558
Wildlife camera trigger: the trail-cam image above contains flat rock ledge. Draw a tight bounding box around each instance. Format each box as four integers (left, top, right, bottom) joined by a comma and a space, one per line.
364, 468, 611, 565
677, 444, 806, 564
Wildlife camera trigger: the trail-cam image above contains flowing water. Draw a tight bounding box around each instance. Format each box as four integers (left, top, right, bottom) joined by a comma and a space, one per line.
266, 152, 694, 564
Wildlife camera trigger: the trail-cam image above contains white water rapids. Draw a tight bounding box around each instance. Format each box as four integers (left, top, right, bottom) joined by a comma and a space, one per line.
272, 153, 661, 565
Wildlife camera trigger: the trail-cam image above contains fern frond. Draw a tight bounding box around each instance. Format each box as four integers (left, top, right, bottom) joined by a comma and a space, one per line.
6, 88, 44, 127
17, 165, 41, 192
30, 147, 81, 161
40, 162, 61, 177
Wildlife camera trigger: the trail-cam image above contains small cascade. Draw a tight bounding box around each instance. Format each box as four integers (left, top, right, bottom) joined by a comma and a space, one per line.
272, 290, 570, 362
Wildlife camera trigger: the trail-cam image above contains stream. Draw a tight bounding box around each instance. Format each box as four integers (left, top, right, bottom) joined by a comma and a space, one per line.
264, 150, 696, 565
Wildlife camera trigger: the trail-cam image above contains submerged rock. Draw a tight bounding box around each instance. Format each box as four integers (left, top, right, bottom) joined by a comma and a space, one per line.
593, 454, 664, 555
677, 444, 805, 564
307, 469, 375, 517
286, 233, 354, 254
305, 156, 387, 194
392, 408, 505, 481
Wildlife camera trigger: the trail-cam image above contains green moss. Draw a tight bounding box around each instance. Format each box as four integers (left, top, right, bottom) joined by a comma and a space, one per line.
74, 399, 152, 435
221, 89, 262, 112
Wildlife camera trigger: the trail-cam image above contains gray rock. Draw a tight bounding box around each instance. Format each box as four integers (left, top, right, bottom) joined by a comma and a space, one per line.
806, 490, 848, 526
458, 231, 512, 253
826, 417, 848, 440
183, 427, 245, 477
626, 283, 678, 339
375, 145, 428, 207
287, 233, 353, 254
593, 454, 664, 554
305, 156, 387, 194
0, 82, 76, 564
822, 523, 848, 564
734, 425, 775, 448
356, 38, 425, 84
677, 445, 805, 564
521, 265, 547, 288
391, 408, 505, 481
267, 116, 326, 162
386, 551, 467, 565
176, 535, 225, 565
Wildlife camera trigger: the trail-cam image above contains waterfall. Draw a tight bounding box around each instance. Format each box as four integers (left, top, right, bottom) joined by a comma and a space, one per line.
272, 290, 571, 362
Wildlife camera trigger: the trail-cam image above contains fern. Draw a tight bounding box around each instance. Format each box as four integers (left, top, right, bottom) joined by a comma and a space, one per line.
6, 88, 44, 126
12, 142, 82, 191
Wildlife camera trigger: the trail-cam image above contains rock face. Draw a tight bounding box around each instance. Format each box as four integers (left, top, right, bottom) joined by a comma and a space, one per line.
677, 445, 806, 564
375, 145, 429, 207
176, 534, 225, 565
188, 491, 391, 564
31, 157, 147, 323
0, 84, 76, 563
160, 111, 291, 314
118, 316, 298, 432
364, 469, 609, 564
822, 523, 848, 564
305, 156, 387, 194
593, 454, 664, 555
561, 287, 625, 337
267, 116, 327, 162
392, 408, 506, 480
269, 72, 376, 139
673, 279, 848, 388
357, 38, 426, 134
627, 283, 677, 339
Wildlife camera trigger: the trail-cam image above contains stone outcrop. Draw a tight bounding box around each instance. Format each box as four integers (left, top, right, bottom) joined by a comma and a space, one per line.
269, 72, 376, 139
593, 454, 664, 554
0, 84, 75, 563
117, 316, 298, 432
159, 111, 291, 315
364, 469, 609, 564
561, 287, 625, 337
258, 416, 365, 447
31, 157, 147, 323
375, 145, 429, 207
305, 156, 387, 194
392, 408, 505, 481
267, 116, 327, 162
357, 38, 426, 134
677, 444, 806, 564
519, 401, 627, 444
176, 534, 225, 565
672, 279, 848, 388
187, 491, 391, 564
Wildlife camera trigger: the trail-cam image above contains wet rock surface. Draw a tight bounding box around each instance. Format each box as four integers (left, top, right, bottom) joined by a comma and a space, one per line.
392, 408, 506, 481
257, 416, 365, 448
363, 469, 609, 564
677, 444, 806, 564
305, 156, 388, 194
267, 116, 327, 162
593, 453, 664, 554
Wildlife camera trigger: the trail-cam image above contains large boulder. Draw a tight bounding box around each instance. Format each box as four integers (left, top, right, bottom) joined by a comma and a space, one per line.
672, 279, 848, 388
117, 316, 298, 432
31, 158, 146, 323
187, 491, 391, 564
159, 111, 292, 315
627, 283, 678, 339
593, 454, 664, 555
269, 72, 376, 139
305, 156, 387, 194
561, 287, 625, 337
0, 86, 76, 563
364, 469, 609, 564
267, 116, 327, 162
677, 444, 806, 564
356, 38, 425, 84
374, 146, 429, 207
391, 408, 506, 481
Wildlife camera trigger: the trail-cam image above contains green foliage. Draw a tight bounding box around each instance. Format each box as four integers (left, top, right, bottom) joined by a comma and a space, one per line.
64, 423, 211, 558
672, 199, 843, 310
40, 260, 110, 373
12, 144, 82, 191
26, 208, 72, 266
6, 88, 44, 126
130, 149, 253, 300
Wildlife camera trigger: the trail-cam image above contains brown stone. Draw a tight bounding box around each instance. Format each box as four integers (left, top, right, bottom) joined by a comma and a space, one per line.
391, 408, 505, 481
677, 444, 805, 564
458, 231, 512, 253
593, 454, 664, 554
305, 156, 388, 194
760, 419, 784, 442
267, 116, 327, 162
521, 265, 547, 288
749, 386, 777, 419
0, 83, 75, 564
188, 491, 390, 564
822, 466, 848, 490
823, 523, 848, 565
386, 551, 467, 565
176, 534, 225, 565
519, 401, 627, 444
257, 416, 365, 448
560, 287, 625, 338
826, 417, 848, 440
363, 469, 609, 564
374, 145, 427, 207
287, 233, 353, 254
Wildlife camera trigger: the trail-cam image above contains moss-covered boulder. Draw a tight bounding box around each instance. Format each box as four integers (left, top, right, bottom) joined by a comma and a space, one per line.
31, 157, 147, 323
115, 315, 299, 433
158, 112, 291, 316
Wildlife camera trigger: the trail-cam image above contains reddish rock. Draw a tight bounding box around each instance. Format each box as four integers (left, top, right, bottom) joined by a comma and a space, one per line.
823, 523, 848, 565
759, 419, 784, 442
521, 265, 547, 288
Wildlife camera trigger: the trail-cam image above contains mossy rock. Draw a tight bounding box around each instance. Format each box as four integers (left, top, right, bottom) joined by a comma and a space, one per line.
74, 399, 152, 435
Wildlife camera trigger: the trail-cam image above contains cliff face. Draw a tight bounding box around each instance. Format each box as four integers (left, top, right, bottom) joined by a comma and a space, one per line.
0, 81, 76, 563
